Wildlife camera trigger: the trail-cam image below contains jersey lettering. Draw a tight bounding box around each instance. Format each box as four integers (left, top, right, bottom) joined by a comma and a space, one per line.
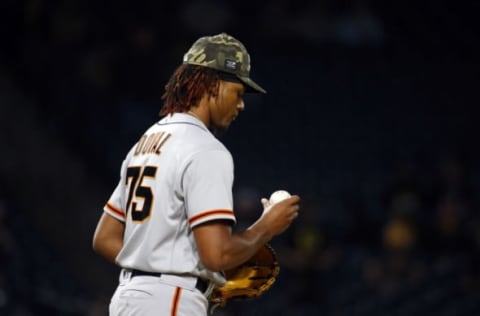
125, 166, 158, 222
134, 132, 172, 156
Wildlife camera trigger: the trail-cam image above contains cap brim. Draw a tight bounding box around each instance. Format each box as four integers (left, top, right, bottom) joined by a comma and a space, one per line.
238, 76, 267, 94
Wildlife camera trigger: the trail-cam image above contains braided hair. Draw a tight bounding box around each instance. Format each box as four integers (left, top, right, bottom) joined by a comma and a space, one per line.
159, 64, 220, 116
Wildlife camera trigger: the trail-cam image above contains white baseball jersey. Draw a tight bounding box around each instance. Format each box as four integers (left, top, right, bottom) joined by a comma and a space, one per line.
104, 113, 237, 286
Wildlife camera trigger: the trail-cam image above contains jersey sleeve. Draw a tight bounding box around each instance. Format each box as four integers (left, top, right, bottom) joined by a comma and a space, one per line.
103, 160, 127, 222
183, 149, 236, 228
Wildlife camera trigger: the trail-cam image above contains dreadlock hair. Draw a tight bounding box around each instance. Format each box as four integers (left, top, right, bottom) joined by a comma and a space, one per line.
159, 64, 221, 116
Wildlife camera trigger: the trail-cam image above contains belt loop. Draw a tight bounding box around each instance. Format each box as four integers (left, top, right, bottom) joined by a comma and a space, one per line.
120, 268, 132, 283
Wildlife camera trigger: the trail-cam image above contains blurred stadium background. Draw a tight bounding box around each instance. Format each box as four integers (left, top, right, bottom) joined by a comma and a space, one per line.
0, 0, 479, 315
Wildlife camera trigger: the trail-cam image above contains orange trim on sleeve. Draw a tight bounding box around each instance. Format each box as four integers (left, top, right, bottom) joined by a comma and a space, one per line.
170, 287, 182, 316
105, 203, 125, 218
189, 209, 235, 225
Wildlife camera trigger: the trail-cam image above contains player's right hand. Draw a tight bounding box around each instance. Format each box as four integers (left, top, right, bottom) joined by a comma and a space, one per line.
259, 195, 300, 237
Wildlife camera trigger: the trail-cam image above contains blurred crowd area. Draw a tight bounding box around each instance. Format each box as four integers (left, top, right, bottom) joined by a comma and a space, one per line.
1, 0, 479, 315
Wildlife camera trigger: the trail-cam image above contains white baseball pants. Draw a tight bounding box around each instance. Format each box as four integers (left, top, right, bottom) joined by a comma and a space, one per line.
109, 270, 210, 316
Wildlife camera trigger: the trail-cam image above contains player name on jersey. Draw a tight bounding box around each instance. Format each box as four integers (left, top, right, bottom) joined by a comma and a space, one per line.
134, 132, 171, 156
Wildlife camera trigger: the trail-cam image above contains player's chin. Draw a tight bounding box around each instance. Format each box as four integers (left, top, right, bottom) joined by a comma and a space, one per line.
221, 118, 236, 129
211, 117, 236, 134
227, 115, 238, 126
210, 124, 229, 138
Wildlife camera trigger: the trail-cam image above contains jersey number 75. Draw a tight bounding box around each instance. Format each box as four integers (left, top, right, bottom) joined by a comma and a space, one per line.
125, 166, 158, 222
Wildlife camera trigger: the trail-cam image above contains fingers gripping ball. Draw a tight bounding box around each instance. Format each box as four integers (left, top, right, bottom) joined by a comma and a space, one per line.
209, 244, 280, 309
269, 190, 291, 204
261, 190, 292, 216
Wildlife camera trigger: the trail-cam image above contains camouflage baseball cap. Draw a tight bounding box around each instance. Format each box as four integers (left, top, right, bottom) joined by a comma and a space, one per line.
183, 33, 266, 94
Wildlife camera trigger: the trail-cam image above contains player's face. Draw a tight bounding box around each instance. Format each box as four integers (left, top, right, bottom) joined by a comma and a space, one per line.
209, 81, 245, 130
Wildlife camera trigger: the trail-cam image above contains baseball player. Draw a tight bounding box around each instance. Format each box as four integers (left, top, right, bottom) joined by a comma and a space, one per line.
92, 33, 301, 316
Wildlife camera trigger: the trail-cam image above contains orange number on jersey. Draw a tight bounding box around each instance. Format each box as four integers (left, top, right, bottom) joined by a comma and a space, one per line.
125, 166, 157, 222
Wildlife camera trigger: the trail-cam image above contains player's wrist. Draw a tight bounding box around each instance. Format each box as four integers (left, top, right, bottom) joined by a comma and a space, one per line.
248, 219, 273, 244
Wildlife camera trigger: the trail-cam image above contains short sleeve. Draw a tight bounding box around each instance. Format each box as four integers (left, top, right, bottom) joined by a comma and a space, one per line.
183, 149, 236, 228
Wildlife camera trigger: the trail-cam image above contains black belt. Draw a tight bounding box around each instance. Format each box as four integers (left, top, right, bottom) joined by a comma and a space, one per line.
131, 269, 209, 293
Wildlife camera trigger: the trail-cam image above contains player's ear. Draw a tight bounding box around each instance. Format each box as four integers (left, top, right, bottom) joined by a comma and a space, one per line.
204, 85, 218, 102
213, 79, 223, 97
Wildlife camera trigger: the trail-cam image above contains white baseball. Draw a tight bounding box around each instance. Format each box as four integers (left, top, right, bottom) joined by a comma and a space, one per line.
269, 190, 291, 205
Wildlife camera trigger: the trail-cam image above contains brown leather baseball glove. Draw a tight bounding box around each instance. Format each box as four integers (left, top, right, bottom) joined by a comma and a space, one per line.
209, 244, 280, 311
